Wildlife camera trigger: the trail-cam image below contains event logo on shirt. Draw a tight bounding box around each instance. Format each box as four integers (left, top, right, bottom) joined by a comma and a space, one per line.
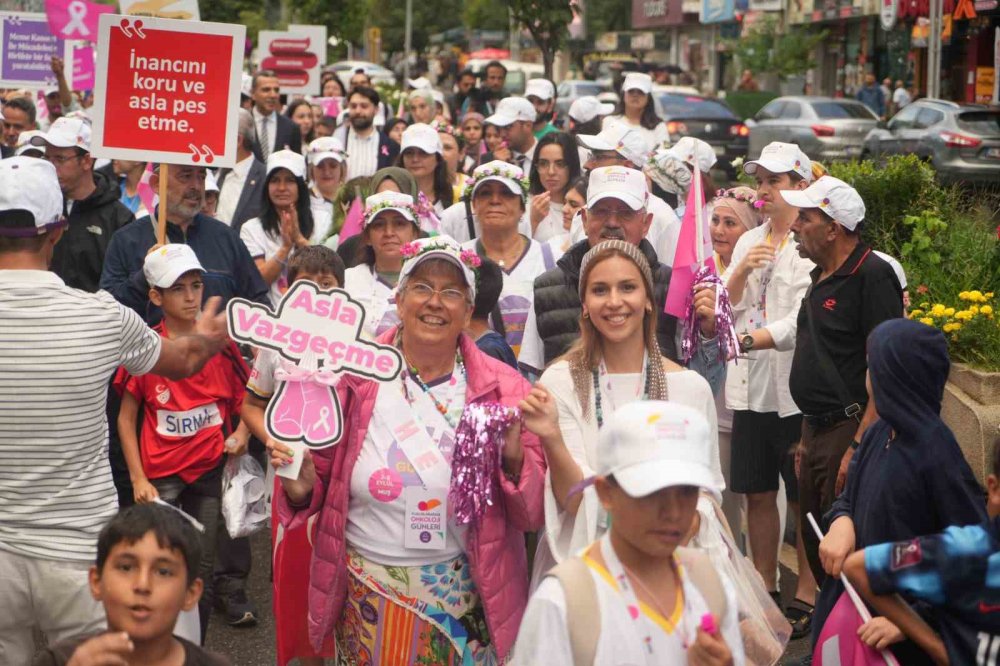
823, 298, 837, 312
155, 384, 171, 405
890, 539, 922, 571
156, 403, 223, 438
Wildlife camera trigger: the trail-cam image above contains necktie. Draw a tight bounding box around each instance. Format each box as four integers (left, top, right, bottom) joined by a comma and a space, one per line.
260, 116, 271, 161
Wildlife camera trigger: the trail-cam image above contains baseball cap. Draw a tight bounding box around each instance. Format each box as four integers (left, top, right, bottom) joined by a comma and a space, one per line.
469, 160, 528, 201
307, 136, 348, 165
240, 72, 252, 98
779, 175, 866, 231
266, 149, 306, 180
587, 165, 649, 211
400, 123, 443, 155
577, 121, 651, 168
398, 236, 477, 301
205, 170, 219, 194
597, 401, 719, 498
485, 97, 537, 127
665, 136, 717, 174
568, 96, 615, 124
744, 141, 812, 183
15, 130, 45, 157
0, 157, 66, 237
407, 76, 431, 90
524, 79, 555, 101
143, 243, 205, 289
31, 116, 91, 152
364, 191, 417, 228
621, 72, 653, 94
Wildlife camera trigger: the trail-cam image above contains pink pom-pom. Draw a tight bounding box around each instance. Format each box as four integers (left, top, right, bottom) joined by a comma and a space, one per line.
449, 403, 520, 527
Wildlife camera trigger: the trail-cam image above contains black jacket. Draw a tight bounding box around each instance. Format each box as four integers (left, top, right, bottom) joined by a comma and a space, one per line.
251, 112, 302, 162
51, 170, 135, 292
217, 157, 266, 231
530, 238, 678, 367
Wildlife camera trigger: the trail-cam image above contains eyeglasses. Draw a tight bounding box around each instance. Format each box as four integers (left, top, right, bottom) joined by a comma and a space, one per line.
588, 207, 642, 223
406, 282, 468, 305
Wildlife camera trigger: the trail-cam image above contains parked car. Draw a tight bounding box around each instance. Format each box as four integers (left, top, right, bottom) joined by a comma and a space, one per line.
862, 99, 1000, 186
555, 79, 612, 120
327, 60, 396, 86
652, 91, 749, 177
745, 96, 878, 163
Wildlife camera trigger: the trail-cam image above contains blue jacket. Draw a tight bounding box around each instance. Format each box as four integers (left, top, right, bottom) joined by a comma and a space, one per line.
856, 84, 885, 117
99, 211, 269, 323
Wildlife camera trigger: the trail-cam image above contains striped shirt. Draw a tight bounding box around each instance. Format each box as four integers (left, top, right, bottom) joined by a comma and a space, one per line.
0, 271, 162, 562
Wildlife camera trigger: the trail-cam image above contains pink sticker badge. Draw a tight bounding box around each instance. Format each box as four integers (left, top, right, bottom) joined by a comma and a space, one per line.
368, 467, 403, 503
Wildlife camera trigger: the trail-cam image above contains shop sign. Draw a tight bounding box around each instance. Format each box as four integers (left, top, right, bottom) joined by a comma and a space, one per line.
631, 0, 684, 27
703, 0, 736, 21
880, 0, 897, 28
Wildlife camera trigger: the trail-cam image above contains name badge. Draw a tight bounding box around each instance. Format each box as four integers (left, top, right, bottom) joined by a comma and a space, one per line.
404, 486, 448, 550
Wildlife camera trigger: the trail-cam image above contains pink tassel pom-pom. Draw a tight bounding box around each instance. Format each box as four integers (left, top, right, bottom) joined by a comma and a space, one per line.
680, 265, 739, 365
449, 402, 520, 528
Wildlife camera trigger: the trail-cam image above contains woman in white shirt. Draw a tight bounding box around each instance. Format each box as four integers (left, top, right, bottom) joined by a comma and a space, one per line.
343, 191, 421, 339
518, 240, 722, 590
602, 72, 669, 151
398, 123, 454, 219
240, 150, 319, 307
305, 136, 346, 247
527, 131, 582, 244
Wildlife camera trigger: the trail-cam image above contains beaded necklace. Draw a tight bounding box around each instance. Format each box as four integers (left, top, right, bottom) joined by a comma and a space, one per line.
592, 355, 652, 430
401, 348, 465, 428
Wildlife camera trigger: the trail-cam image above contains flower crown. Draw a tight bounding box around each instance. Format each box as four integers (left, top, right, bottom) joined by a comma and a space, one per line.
462, 164, 530, 201
430, 119, 462, 140
364, 200, 418, 227
715, 188, 759, 207
400, 240, 482, 273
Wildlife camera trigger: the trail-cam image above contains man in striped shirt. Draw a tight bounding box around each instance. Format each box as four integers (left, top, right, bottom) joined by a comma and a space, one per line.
0, 157, 231, 663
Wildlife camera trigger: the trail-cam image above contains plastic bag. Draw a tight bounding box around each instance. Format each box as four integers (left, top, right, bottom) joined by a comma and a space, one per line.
691, 494, 793, 666
221, 454, 270, 538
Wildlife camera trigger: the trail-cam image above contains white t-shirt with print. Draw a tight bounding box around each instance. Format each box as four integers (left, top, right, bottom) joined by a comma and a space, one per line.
343, 264, 400, 340
240, 217, 328, 308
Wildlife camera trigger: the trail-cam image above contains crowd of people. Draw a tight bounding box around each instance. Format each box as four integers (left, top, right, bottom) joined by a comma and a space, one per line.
1, 56, 997, 666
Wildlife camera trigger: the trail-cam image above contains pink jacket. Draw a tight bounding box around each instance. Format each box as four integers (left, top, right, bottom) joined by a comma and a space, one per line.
276, 330, 546, 659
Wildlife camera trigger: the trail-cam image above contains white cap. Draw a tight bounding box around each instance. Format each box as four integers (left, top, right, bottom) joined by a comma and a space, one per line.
780, 176, 866, 231
431, 89, 445, 106
407, 76, 432, 90
666, 136, 717, 173
469, 160, 528, 201
364, 191, 417, 227
205, 170, 219, 193
266, 149, 307, 180
485, 97, 537, 127
587, 165, 649, 211
240, 72, 253, 98
307, 136, 347, 165
744, 141, 812, 183
398, 236, 477, 301
143, 243, 205, 288
0, 157, 65, 237
32, 117, 91, 152
621, 72, 653, 94
568, 96, 615, 124
578, 121, 651, 168
597, 401, 720, 498
400, 123, 443, 155
15, 130, 46, 156
524, 79, 555, 101
873, 250, 907, 290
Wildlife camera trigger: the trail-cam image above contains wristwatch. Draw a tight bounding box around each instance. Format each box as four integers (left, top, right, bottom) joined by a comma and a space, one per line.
740, 334, 755, 353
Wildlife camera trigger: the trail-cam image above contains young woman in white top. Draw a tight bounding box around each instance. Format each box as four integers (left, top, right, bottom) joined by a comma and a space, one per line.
727, 142, 818, 637
343, 191, 421, 339
518, 240, 722, 590
602, 72, 669, 151
397, 123, 454, 217
240, 150, 318, 307
305, 136, 347, 247
527, 132, 582, 244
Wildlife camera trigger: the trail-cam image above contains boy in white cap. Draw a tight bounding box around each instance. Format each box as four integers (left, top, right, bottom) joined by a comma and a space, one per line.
115, 243, 251, 641
524, 79, 558, 138
782, 175, 903, 590
513, 401, 744, 665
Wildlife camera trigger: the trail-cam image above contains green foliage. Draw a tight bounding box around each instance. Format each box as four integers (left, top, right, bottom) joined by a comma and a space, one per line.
725, 16, 827, 81
586, 0, 632, 36
464, 0, 510, 31
726, 91, 780, 122
900, 210, 947, 266
371, 0, 464, 56
509, 0, 575, 78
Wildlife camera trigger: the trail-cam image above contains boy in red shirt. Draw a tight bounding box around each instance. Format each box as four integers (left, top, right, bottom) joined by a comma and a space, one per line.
115, 244, 250, 641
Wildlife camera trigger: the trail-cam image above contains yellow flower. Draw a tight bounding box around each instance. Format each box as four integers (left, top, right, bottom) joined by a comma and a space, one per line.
986, 292, 994, 299
971, 305, 980, 315
959, 291, 970, 301
919, 317, 935, 326
920, 301, 931, 310
982, 305, 993, 315
909, 309, 924, 317
945, 307, 955, 317
931, 304, 947, 317
943, 322, 962, 333
955, 310, 974, 321
970, 290, 985, 302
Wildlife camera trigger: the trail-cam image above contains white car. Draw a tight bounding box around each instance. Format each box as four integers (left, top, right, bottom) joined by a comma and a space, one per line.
327, 60, 396, 86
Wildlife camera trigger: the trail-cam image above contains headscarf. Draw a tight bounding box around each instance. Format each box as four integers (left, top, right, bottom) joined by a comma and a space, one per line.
712, 186, 761, 232
369, 167, 419, 199
460, 112, 485, 127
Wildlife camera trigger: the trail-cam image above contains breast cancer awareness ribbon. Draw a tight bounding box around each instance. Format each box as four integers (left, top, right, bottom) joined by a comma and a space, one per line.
62, 0, 90, 37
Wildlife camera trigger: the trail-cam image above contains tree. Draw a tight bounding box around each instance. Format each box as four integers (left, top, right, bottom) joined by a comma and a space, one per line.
370, 0, 464, 58
585, 0, 632, 37
465, 0, 509, 32
726, 16, 827, 81
508, 0, 575, 78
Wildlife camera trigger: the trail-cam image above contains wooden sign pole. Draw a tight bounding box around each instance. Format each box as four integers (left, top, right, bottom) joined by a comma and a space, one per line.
157, 163, 169, 245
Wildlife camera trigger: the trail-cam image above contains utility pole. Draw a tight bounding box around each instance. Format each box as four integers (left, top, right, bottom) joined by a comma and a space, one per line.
403, 0, 413, 81
927, 0, 942, 98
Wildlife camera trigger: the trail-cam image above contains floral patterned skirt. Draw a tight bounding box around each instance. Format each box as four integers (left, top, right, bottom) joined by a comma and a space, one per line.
335, 549, 500, 666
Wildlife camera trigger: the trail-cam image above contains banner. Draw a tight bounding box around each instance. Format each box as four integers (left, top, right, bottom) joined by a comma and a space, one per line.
45, 0, 114, 41
71, 41, 93, 88
0, 12, 73, 89
258, 24, 327, 96
90, 14, 245, 167
631, 0, 684, 28
119, 0, 199, 21
702, 0, 736, 23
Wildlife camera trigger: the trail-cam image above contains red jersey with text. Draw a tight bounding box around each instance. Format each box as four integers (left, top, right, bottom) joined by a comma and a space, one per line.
115, 323, 249, 483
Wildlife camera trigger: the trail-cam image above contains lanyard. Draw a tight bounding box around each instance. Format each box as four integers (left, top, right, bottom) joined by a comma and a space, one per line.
593, 352, 648, 429
750, 224, 789, 328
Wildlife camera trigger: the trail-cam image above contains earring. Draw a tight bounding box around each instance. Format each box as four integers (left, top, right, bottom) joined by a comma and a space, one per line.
582, 311, 589, 319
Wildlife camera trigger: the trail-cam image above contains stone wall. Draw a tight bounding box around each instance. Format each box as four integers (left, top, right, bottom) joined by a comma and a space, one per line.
941, 363, 1000, 487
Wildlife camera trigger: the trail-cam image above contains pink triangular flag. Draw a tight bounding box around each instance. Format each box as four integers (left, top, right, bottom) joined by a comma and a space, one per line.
664, 168, 714, 317
136, 162, 156, 218
339, 193, 365, 241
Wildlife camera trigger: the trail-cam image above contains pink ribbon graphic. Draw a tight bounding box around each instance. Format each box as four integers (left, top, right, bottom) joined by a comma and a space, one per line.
45, 0, 113, 40
267, 364, 343, 448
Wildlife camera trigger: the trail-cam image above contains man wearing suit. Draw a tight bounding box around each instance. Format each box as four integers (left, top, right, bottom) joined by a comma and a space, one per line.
334, 86, 399, 179
217, 109, 265, 230
250, 70, 301, 161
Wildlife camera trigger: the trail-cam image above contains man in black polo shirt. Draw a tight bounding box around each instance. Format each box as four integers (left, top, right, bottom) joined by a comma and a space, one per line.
783, 176, 903, 585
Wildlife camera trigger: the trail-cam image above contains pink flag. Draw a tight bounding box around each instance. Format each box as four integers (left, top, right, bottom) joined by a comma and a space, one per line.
45, 0, 114, 41
812, 592, 898, 666
664, 168, 714, 317
72, 44, 94, 90
339, 195, 365, 241
137, 162, 156, 218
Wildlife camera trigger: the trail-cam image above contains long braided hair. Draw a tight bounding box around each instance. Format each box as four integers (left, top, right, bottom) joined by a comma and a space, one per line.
563, 240, 668, 420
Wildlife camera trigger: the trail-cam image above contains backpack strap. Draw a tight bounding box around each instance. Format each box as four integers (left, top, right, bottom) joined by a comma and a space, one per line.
547, 556, 600, 666
464, 197, 476, 241
675, 546, 728, 624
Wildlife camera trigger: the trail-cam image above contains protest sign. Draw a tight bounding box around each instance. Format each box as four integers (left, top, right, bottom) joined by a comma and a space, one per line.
45, 0, 114, 41
228, 282, 403, 455
258, 24, 326, 95
118, 0, 200, 21
0, 12, 73, 89
72, 42, 93, 89
90, 14, 244, 168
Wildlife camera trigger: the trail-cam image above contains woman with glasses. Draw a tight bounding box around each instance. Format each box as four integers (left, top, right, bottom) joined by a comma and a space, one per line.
270, 236, 545, 665
527, 132, 581, 245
